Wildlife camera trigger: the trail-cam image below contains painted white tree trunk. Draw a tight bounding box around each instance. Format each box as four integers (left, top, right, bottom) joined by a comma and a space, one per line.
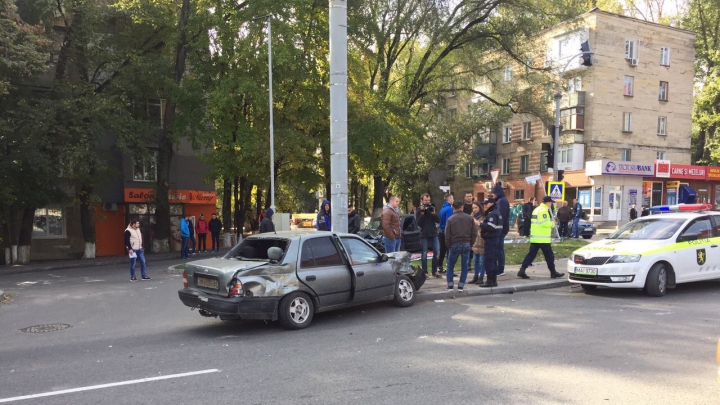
5, 248, 11, 265
83, 242, 96, 259
11, 245, 18, 264
223, 232, 233, 248
153, 238, 170, 253
17, 245, 30, 265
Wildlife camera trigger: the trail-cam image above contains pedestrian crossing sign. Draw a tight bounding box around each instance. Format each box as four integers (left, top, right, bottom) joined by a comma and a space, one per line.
547, 181, 565, 202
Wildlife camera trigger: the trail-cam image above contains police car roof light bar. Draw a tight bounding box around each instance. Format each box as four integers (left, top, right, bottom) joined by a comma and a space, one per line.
648, 203, 713, 212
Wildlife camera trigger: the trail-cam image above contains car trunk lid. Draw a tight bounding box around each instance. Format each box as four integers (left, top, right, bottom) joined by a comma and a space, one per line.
185, 258, 268, 295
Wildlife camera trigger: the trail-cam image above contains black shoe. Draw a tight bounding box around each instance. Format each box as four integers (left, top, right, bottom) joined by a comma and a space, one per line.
492, 275, 498, 287
517, 268, 530, 279
141, 276, 151, 281
475, 277, 484, 285
458, 286, 464, 292
432, 273, 442, 279
479, 278, 494, 288
551, 272, 565, 278
469, 276, 479, 284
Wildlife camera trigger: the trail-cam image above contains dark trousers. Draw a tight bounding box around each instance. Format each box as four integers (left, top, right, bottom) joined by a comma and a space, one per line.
558, 221, 569, 237
438, 232, 448, 269
521, 243, 556, 272
189, 233, 196, 252
483, 237, 499, 276
197, 233, 207, 251
497, 234, 506, 274
523, 218, 531, 236
211, 232, 220, 251
181, 237, 190, 259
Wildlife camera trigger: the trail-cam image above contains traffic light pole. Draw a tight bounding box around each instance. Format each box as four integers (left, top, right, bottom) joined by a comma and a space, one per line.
553, 50, 591, 181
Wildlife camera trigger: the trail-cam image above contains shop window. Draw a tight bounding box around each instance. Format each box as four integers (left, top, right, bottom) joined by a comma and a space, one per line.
133, 152, 157, 182
33, 208, 65, 238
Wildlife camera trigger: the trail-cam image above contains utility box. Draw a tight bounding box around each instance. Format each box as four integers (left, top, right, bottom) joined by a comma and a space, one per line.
272, 213, 291, 231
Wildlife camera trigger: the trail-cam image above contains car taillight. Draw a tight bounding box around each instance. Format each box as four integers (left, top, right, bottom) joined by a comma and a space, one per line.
228, 279, 243, 297
182, 271, 188, 288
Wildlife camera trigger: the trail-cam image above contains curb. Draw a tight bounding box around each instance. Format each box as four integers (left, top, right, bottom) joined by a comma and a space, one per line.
415, 279, 570, 303
0, 256, 180, 276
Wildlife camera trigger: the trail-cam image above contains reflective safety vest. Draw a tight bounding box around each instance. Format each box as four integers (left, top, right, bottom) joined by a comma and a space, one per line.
530, 204, 554, 244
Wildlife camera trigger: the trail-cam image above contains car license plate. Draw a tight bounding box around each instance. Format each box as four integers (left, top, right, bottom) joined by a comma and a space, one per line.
196, 275, 219, 290
574, 267, 597, 276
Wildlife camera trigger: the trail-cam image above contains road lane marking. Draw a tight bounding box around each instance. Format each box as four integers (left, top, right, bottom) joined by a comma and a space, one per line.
0, 369, 220, 403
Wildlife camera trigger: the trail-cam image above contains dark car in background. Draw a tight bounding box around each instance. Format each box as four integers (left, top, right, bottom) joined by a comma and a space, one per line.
577, 219, 597, 239
178, 231, 424, 329
357, 215, 421, 252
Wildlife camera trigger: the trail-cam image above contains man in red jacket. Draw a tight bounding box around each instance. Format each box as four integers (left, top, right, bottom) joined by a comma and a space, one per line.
195, 214, 209, 253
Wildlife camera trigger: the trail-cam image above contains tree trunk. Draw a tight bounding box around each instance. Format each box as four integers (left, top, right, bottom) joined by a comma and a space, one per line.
234, 176, 241, 237
154, 0, 191, 253
79, 184, 96, 259
222, 177, 232, 246
372, 174, 386, 218
237, 177, 252, 239
16, 207, 35, 264
254, 186, 262, 232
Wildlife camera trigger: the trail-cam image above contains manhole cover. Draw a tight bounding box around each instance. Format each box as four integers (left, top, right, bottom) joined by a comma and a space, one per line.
20, 324, 72, 333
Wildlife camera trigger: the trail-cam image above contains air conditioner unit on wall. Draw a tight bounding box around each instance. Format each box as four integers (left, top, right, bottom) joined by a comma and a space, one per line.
629, 58, 638, 66
103, 203, 118, 211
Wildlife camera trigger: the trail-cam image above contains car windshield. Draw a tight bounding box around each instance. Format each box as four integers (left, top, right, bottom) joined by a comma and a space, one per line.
226, 238, 289, 261
607, 218, 686, 240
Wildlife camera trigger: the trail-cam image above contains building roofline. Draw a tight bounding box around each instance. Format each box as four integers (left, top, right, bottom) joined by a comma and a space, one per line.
586, 7, 695, 36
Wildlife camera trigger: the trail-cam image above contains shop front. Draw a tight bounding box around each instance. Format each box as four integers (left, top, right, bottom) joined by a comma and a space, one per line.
646, 160, 714, 206
585, 160, 651, 223
94, 188, 217, 256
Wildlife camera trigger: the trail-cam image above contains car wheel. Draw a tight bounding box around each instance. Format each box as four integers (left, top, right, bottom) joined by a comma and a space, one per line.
393, 276, 415, 307
645, 263, 667, 297
582, 235, 592, 239
580, 284, 597, 292
279, 292, 314, 330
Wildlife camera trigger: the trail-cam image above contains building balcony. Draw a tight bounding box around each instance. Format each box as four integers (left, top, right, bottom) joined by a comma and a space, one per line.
561, 91, 585, 109
473, 144, 497, 163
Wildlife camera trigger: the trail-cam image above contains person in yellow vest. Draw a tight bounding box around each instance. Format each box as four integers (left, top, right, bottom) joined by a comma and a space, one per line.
517, 196, 565, 279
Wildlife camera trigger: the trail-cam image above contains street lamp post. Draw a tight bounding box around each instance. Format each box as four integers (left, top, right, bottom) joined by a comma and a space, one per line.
255, 14, 276, 210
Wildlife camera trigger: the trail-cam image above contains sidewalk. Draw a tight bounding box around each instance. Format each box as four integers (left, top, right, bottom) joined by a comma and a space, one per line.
0, 249, 230, 276
413, 259, 570, 302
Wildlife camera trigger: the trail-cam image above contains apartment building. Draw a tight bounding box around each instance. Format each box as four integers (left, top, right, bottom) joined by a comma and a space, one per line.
441, 8, 696, 223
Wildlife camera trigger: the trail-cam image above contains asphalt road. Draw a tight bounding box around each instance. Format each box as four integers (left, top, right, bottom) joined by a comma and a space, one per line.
0, 261, 719, 404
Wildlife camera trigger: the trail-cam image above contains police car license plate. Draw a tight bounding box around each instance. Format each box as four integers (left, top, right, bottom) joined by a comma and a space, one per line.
574, 267, 597, 276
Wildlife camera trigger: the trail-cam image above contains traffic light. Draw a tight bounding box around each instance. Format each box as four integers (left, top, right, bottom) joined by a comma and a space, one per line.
547, 145, 554, 169
580, 41, 592, 66
558, 170, 565, 181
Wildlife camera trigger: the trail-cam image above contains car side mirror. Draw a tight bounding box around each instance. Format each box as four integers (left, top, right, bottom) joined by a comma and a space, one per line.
379, 254, 389, 262
267, 247, 283, 262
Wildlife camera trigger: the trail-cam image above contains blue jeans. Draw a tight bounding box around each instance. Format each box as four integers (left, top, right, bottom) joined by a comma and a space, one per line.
130, 248, 147, 278
572, 217, 580, 238
473, 253, 485, 279
181, 236, 190, 259
420, 236, 439, 274
446, 243, 471, 287
382, 236, 401, 253
190, 233, 196, 252
497, 235, 506, 274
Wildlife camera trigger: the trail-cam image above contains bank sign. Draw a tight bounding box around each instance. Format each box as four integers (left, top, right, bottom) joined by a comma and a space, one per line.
599, 160, 654, 177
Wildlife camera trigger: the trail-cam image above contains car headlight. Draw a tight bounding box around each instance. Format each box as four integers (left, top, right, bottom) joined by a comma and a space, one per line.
607, 255, 641, 263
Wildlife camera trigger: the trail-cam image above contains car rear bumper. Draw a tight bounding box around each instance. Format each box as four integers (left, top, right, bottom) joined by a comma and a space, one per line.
178, 289, 281, 320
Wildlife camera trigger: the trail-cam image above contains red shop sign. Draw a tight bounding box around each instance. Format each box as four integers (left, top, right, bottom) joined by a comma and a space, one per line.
669, 164, 706, 180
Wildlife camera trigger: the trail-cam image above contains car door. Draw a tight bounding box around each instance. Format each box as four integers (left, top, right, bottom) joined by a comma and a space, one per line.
674, 216, 716, 283
401, 216, 420, 252
296, 236, 352, 308
340, 236, 395, 302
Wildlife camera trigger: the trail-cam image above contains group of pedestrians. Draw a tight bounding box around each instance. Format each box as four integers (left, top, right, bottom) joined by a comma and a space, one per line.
178, 213, 223, 259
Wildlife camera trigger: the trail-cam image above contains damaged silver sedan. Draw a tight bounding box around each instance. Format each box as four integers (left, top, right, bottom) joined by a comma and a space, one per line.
178, 230, 425, 329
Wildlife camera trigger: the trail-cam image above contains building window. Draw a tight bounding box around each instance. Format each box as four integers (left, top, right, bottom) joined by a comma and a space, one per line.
465, 163, 474, 178
148, 99, 167, 129
489, 129, 498, 144
501, 158, 510, 175
545, 126, 553, 137
502, 126, 512, 144
657, 151, 666, 160
504, 66, 513, 81
133, 152, 157, 182
522, 122, 532, 140
623, 76, 634, 96
559, 145, 573, 164
520, 155, 529, 173
622, 112, 633, 132
621, 149, 632, 161
624, 39, 638, 60
514, 189, 525, 200
560, 108, 579, 130
659, 81, 669, 101
658, 116, 667, 136
565, 76, 582, 92
446, 165, 455, 180
660, 47, 671, 66
33, 208, 65, 239
540, 152, 549, 172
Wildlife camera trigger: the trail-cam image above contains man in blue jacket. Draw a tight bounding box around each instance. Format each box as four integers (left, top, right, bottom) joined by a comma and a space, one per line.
438, 194, 454, 273
316, 200, 331, 231
180, 215, 190, 259
491, 184, 510, 276
571, 198, 583, 238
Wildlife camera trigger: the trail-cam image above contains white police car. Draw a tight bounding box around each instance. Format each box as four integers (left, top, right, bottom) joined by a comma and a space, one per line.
567, 204, 720, 297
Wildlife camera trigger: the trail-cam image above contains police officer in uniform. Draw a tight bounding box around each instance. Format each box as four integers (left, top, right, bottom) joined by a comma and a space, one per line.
517, 196, 566, 279
479, 197, 503, 288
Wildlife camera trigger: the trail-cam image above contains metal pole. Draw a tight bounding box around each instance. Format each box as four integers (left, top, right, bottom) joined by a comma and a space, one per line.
554, 53, 585, 181
329, 0, 348, 233
267, 16, 275, 210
